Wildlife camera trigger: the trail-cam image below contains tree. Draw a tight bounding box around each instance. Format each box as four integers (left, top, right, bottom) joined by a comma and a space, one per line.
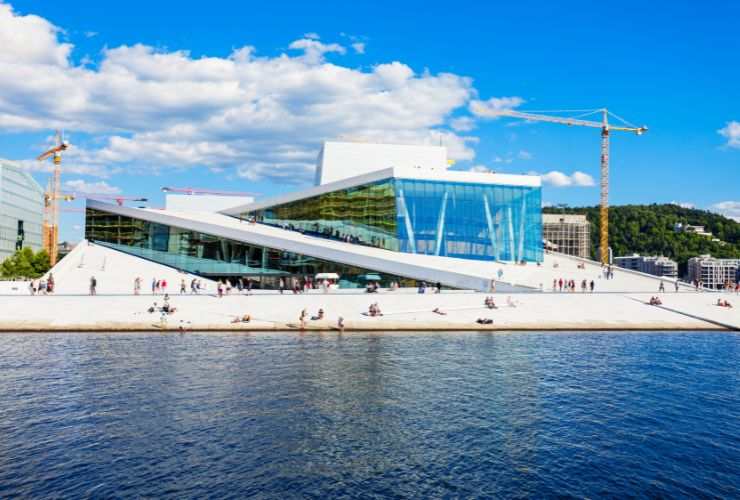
543, 203, 740, 275
0, 248, 51, 279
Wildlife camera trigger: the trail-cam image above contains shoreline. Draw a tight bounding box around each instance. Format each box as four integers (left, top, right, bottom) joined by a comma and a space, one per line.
1, 291, 738, 332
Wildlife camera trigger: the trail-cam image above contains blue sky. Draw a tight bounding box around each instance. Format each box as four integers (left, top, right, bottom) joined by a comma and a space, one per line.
1, 0, 738, 240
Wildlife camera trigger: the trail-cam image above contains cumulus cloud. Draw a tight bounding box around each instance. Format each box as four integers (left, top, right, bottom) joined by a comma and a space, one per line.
671, 201, 696, 209
351, 42, 366, 54
288, 37, 346, 64
0, 2, 489, 183
517, 150, 533, 160
540, 170, 595, 187
710, 201, 740, 221
718, 121, 740, 148
450, 116, 475, 132
64, 179, 121, 195
469, 164, 490, 173
469, 96, 525, 118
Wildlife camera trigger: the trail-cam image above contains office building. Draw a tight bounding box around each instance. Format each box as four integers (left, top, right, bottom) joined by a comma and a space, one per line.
0, 160, 45, 262
614, 254, 678, 278
542, 213, 590, 258
687, 255, 740, 289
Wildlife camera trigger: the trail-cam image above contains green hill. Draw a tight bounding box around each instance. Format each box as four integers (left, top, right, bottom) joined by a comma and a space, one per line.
543, 204, 740, 275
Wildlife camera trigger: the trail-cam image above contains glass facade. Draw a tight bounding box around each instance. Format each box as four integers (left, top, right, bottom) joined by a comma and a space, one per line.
0, 162, 45, 261
85, 208, 409, 288
245, 177, 543, 262
254, 180, 398, 251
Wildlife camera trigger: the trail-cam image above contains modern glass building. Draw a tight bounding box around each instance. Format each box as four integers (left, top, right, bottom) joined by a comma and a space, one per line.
235, 171, 543, 263
83, 145, 543, 289
0, 160, 45, 262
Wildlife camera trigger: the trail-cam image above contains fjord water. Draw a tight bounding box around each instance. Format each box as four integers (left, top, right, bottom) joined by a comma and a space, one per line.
0, 332, 738, 498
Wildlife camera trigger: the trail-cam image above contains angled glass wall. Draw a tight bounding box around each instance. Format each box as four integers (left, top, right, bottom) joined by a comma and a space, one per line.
246, 180, 399, 251
395, 179, 542, 262
85, 207, 408, 288
244, 177, 543, 262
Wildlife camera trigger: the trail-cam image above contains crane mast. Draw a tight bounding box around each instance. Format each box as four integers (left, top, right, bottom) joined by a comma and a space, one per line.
37, 133, 69, 266
480, 107, 646, 264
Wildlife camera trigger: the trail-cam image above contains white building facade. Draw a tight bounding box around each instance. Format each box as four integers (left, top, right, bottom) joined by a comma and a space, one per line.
614, 254, 678, 279
687, 255, 740, 289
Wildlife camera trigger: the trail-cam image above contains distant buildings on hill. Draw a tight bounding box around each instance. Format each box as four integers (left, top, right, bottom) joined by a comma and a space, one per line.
674, 222, 725, 245
614, 254, 678, 279
542, 214, 590, 259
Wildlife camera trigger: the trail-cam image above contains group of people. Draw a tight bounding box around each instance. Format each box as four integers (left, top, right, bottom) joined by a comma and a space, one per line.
716, 298, 733, 308
135, 277, 207, 295
367, 303, 383, 317
553, 278, 595, 293
648, 296, 663, 306
278, 276, 335, 294
297, 307, 328, 328
146, 294, 177, 315
417, 282, 442, 294
29, 274, 55, 295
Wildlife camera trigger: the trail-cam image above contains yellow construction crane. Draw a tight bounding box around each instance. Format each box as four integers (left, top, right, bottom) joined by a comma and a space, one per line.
37, 131, 70, 266
479, 108, 647, 264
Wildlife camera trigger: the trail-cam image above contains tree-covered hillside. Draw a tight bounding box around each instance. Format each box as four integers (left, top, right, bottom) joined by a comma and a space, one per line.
543, 204, 740, 275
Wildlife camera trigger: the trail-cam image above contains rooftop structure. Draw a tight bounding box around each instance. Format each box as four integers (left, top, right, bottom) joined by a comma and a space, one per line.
315, 141, 448, 186
542, 214, 590, 259
0, 160, 45, 261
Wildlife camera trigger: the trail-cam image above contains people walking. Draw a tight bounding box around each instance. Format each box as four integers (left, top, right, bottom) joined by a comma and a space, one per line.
152, 278, 157, 294
89, 276, 97, 295
659, 280, 665, 293
134, 277, 141, 295
180, 279, 186, 294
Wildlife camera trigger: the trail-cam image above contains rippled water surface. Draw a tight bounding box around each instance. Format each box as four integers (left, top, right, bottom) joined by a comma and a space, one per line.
1, 331, 739, 498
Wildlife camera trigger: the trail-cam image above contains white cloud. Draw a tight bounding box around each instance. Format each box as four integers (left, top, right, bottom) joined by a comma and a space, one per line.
351, 42, 365, 54
517, 150, 533, 160
709, 201, 740, 221
570, 171, 595, 186
0, 2, 71, 66
288, 37, 346, 64
84, 31, 97, 38
303, 32, 320, 40
540, 170, 595, 187
0, 2, 478, 183
64, 179, 121, 195
670, 201, 696, 209
450, 116, 475, 132
469, 96, 525, 118
718, 121, 740, 148
469, 164, 489, 173
493, 155, 512, 164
